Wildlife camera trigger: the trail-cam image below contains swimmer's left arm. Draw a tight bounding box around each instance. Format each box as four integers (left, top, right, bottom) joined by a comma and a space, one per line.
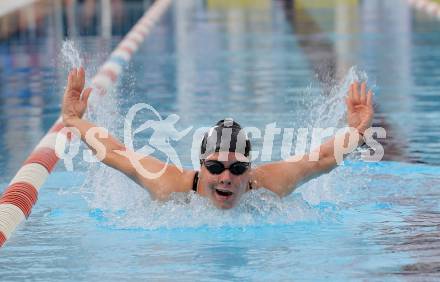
252, 81, 374, 197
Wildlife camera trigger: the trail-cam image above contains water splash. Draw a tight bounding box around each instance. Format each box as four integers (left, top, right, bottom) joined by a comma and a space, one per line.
312, 66, 368, 129
59, 40, 127, 217
60, 39, 121, 134
299, 66, 371, 205
87, 183, 321, 230
61, 40, 82, 69
81, 66, 371, 229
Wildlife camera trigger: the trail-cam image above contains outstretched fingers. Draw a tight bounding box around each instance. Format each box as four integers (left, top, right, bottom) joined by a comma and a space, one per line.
66, 67, 86, 92
346, 82, 356, 112
348, 82, 354, 100
67, 68, 76, 90
77, 67, 85, 91
349, 81, 371, 106
81, 87, 92, 105
366, 90, 373, 108
65, 67, 90, 100
360, 82, 367, 105
353, 81, 360, 104
345, 97, 354, 113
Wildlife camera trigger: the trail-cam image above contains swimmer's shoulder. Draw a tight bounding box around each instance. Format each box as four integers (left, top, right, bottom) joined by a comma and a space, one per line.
164, 168, 196, 194
249, 163, 295, 197
180, 170, 198, 193
249, 167, 263, 191
136, 166, 196, 200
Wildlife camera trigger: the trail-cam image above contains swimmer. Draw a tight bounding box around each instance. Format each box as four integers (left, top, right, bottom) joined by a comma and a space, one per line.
62, 67, 374, 209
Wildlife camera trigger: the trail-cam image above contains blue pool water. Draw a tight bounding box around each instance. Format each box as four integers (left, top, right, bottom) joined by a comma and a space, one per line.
1, 0, 440, 280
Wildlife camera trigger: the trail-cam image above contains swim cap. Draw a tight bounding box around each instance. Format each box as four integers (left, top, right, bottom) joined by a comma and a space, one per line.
200, 118, 251, 161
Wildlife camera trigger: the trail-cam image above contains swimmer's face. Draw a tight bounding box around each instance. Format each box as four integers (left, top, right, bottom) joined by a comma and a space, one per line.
199, 152, 251, 209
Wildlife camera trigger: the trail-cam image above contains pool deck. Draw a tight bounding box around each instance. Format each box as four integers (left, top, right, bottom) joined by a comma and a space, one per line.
0, 0, 38, 18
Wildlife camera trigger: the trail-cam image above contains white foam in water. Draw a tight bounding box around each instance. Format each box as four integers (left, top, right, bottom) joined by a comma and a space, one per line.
85, 180, 320, 230
60, 39, 120, 139
60, 40, 101, 104
78, 66, 370, 230
299, 66, 370, 205
58, 40, 134, 219
61, 40, 82, 69
311, 66, 368, 129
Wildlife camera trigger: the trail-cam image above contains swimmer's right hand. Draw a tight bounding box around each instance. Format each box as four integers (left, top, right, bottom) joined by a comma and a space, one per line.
62, 67, 92, 126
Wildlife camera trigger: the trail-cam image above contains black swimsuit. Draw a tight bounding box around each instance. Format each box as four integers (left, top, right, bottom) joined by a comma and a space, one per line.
192, 171, 253, 192
192, 171, 199, 192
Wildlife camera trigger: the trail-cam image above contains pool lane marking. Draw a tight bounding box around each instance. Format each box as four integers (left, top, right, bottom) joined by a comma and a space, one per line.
111, 48, 133, 61
35, 132, 68, 151
0, 122, 68, 234
0, 0, 172, 248
0, 183, 38, 218
100, 68, 118, 82
24, 147, 59, 173
9, 164, 49, 191
0, 204, 26, 239
102, 61, 123, 75
127, 33, 144, 44
0, 121, 70, 233
92, 74, 113, 95
0, 231, 6, 247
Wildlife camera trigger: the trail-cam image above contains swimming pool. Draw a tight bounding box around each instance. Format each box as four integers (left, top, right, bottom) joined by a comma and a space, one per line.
1, 0, 440, 280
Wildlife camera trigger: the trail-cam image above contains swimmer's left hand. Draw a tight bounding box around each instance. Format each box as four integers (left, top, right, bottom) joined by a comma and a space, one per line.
345, 81, 374, 134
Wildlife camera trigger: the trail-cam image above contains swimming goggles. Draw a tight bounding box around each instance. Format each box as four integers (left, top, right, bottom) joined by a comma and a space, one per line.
202, 160, 250, 175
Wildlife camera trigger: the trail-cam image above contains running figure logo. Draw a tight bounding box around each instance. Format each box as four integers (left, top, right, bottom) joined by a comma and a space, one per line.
117, 103, 192, 179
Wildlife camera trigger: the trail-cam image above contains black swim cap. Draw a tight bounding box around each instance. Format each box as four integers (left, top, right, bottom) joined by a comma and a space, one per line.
200, 118, 251, 161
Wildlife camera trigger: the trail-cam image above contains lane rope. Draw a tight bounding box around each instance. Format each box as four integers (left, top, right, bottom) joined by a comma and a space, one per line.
0, 0, 172, 248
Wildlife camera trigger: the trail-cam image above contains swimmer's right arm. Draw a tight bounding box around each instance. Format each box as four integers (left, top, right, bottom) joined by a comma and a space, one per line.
61, 68, 195, 200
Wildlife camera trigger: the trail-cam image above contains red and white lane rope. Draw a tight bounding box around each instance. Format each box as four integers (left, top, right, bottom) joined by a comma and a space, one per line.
0, 0, 172, 248
407, 0, 440, 19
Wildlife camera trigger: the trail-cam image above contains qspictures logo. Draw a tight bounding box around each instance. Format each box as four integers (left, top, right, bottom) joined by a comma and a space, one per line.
55, 103, 386, 179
